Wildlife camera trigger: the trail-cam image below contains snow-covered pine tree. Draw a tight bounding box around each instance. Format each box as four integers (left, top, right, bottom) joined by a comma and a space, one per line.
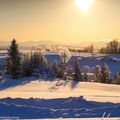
82, 66, 91, 81
6, 39, 21, 79
73, 58, 82, 81
101, 63, 111, 83
94, 65, 102, 82
61, 51, 67, 64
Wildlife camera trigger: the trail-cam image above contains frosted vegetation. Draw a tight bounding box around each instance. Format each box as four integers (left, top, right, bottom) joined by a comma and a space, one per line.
0, 39, 120, 119
2, 39, 120, 85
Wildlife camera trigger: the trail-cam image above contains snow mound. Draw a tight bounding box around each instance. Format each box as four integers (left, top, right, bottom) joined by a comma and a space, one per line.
0, 97, 120, 119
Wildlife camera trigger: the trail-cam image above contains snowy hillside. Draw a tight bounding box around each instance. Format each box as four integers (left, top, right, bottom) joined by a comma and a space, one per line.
0, 78, 119, 119
0, 79, 119, 118
0, 80, 120, 103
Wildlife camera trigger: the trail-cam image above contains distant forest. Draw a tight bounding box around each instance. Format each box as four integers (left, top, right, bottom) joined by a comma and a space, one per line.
100, 40, 120, 54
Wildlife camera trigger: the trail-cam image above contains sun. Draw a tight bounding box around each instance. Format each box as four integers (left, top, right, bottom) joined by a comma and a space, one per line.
76, 0, 94, 12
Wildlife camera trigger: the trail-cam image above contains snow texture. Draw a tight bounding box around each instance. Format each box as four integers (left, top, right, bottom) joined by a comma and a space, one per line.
0, 96, 119, 119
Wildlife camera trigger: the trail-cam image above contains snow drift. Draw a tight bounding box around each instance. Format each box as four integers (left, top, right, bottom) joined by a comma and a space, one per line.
0, 97, 120, 119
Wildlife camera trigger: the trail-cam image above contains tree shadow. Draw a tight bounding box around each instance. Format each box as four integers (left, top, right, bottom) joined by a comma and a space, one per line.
0, 77, 38, 91
49, 80, 69, 92
70, 80, 79, 89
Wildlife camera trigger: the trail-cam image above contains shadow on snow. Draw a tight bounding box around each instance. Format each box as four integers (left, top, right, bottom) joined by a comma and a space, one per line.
0, 96, 119, 119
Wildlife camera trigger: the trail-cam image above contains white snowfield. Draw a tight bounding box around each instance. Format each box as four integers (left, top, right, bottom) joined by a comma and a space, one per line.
0, 79, 120, 119
0, 79, 120, 103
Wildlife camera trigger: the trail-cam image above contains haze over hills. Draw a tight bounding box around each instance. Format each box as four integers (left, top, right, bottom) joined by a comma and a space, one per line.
0, 40, 111, 50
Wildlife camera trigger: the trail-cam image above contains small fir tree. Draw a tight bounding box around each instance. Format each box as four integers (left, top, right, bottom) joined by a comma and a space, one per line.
101, 63, 111, 83
6, 39, 21, 79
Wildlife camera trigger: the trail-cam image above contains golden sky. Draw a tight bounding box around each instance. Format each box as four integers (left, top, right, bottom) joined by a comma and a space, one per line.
0, 0, 120, 44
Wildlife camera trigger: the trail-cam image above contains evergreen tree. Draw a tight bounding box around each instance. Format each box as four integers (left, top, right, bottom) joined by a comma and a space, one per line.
73, 58, 82, 81
29, 51, 46, 76
6, 39, 21, 79
5, 56, 11, 74
101, 63, 111, 83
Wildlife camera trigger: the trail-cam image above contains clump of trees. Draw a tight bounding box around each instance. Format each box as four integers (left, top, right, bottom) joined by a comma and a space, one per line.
5, 39, 83, 81
84, 44, 94, 55
5, 39, 68, 79
69, 44, 94, 54
100, 40, 120, 54
5, 39, 47, 79
94, 64, 112, 84
21, 51, 46, 77
4, 39, 120, 85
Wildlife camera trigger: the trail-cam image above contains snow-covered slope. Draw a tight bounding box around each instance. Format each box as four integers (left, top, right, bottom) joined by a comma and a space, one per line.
0, 79, 120, 119
0, 96, 119, 119
0, 80, 120, 103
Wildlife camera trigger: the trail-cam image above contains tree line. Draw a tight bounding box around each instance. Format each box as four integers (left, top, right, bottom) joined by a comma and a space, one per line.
100, 40, 120, 54
5, 39, 82, 81
4, 39, 120, 85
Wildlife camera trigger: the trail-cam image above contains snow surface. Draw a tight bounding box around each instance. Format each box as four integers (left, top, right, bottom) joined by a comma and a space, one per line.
0, 79, 120, 103
0, 52, 120, 119
0, 96, 119, 119
74, 55, 120, 77
0, 79, 119, 118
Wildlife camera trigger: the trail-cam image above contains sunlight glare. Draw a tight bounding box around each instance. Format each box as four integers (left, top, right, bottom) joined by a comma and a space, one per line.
76, 0, 94, 12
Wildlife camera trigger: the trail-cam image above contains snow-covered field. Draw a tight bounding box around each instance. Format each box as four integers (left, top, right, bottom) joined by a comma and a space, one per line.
0, 79, 120, 119
0, 96, 120, 119
0, 80, 120, 103
0, 52, 120, 119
